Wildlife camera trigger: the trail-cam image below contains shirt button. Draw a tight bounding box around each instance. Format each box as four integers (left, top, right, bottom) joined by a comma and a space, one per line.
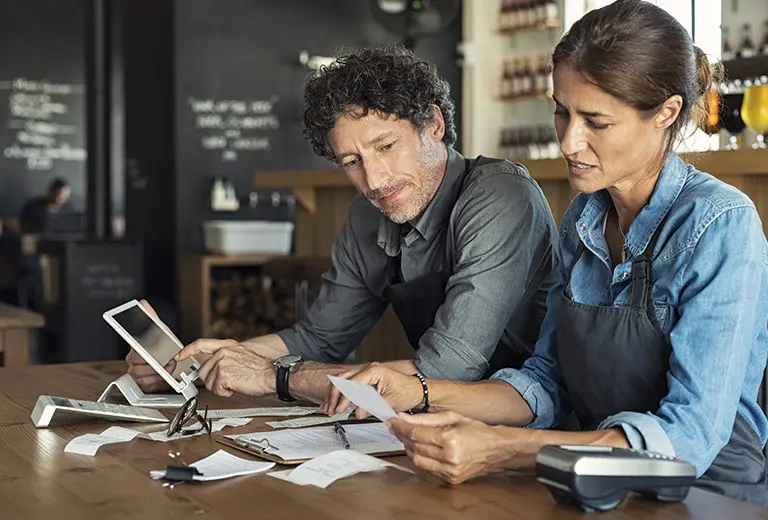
621, 273, 629, 280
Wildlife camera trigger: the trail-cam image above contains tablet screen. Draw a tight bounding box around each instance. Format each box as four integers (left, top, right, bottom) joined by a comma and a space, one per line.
111, 305, 194, 382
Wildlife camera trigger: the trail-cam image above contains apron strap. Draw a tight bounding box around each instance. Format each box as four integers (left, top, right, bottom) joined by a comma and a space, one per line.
629, 219, 667, 312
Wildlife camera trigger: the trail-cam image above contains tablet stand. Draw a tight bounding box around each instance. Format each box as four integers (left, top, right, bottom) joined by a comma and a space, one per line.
98, 374, 197, 409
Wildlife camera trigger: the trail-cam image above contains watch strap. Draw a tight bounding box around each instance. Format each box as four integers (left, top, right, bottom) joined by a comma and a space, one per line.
276, 365, 296, 402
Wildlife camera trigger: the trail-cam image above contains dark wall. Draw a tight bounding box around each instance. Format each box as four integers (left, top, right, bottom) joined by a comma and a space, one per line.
121, 0, 462, 315
0, 0, 88, 218
173, 0, 463, 260
122, 0, 176, 307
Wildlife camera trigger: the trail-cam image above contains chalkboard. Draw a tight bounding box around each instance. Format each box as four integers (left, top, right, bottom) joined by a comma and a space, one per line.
173, 0, 462, 256
39, 238, 144, 362
0, 1, 87, 219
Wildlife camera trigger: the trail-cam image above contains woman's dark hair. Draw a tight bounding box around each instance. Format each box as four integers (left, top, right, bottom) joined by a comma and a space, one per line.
303, 44, 457, 162
552, 0, 718, 155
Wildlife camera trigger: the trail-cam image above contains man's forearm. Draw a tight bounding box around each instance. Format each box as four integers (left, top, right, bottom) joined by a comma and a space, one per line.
241, 334, 289, 360
287, 358, 419, 405
287, 362, 353, 404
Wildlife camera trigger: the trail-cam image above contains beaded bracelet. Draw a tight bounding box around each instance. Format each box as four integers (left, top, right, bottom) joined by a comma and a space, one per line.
408, 372, 430, 414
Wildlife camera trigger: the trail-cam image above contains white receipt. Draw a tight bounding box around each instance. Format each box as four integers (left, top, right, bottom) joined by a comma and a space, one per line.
64, 418, 253, 455
207, 407, 320, 419
266, 407, 354, 429
64, 426, 140, 456
150, 449, 274, 481
328, 376, 398, 422
267, 450, 412, 489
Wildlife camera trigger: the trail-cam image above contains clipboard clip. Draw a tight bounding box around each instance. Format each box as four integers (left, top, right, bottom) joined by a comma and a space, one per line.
233, 437, 280, 454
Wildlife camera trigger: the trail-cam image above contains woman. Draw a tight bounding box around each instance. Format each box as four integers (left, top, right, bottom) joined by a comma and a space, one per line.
323, 0, 768, 505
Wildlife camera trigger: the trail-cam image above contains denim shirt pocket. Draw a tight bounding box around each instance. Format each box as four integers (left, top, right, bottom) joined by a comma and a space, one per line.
653, 299, 670, 330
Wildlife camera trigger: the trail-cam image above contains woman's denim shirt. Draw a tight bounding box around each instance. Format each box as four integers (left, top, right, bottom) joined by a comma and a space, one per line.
493, 152, 768, 476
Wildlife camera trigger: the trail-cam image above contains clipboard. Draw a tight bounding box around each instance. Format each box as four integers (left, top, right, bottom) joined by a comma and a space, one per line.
216, 423, 406, 465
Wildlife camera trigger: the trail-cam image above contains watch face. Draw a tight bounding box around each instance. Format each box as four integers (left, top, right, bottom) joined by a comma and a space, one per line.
275, 354, 303, 368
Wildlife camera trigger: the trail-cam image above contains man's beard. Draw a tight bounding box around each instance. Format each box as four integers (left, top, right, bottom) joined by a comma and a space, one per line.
367, 140, 443, 224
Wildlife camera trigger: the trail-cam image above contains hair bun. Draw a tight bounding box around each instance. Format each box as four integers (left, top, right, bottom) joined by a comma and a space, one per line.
694, 46, 720, 98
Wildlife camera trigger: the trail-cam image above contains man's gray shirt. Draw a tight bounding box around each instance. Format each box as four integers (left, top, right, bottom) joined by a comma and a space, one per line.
277, 148, 558, 381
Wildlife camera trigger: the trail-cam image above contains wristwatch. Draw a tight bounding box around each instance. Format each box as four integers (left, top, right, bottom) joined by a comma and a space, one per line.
274, 354, 303, 402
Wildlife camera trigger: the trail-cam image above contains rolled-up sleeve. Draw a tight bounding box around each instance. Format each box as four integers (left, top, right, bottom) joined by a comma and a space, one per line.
414, 170, 558, 381
600, 207, 767, 476
490, 273, 573, 428
277, 208, 388, 362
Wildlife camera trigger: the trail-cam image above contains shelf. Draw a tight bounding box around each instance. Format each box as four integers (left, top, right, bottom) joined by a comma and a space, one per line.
200, 254, 285, 268
497, 19, 561, 35
521, 149, 768, 180
722, 55, 768, 81
251, 151, 768, 192
499, 93, 552, 102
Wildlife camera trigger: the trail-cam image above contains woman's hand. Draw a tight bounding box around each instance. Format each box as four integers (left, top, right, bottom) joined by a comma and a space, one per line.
388, 411, 524, 484
322, 362, 424, 419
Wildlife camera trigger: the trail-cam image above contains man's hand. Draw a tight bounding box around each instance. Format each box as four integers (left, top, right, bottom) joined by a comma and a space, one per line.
125, 299, 199, 392
322, 362, 424, 419
388, 411, 515, 485
177, 338, 275, 397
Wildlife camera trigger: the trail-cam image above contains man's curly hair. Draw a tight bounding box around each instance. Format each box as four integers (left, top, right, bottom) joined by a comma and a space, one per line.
303, 44, 457, 162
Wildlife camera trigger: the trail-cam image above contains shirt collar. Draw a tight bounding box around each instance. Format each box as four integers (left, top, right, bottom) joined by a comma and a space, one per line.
377, 147, 466, 255
575, 152, 689, 257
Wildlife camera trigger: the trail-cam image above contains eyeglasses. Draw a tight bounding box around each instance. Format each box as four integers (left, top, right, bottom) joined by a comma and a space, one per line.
167, 396, 212, 438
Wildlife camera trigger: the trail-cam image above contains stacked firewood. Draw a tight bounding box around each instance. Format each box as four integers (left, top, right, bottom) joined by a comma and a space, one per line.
208, 267, 318, 341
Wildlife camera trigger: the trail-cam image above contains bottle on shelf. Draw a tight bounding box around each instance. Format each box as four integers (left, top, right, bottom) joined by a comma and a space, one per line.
722, 26, 734, 61
738, 23, 756, 58
499, 125, 561, 161
544, 0, 559, 26
760, 20, 768, 55
520, 56, 534, 96
535, 0, 547, 26
534, 54, 551, 96
499, 0, 512, 31
511, 57, 523, 98
501, 52, 552, 100
501, 58, 514, 98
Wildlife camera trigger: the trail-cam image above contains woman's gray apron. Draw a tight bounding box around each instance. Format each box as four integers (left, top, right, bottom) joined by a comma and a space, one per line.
556, 220, 768, 505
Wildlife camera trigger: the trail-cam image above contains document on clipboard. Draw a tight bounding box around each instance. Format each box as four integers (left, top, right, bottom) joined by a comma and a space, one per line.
217, 422, 405, 465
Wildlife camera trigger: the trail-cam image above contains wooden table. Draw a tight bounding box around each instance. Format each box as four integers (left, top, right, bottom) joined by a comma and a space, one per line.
0, 301, 44, 367
2, 362, 767, 520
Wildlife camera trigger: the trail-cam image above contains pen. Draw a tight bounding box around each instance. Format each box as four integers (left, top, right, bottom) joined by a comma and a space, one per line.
333, 421, 351, 449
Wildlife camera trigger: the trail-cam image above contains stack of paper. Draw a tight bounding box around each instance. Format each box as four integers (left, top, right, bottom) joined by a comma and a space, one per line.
64, 417, 252, 456
266, 407, 354, 429
268, 450, 412, 488
150, 450, 274, 481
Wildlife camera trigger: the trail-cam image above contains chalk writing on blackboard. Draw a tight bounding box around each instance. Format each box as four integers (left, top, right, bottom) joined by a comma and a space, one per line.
188, 95, 280, 163
80, 262, 136, 299
0, 78, 87, 171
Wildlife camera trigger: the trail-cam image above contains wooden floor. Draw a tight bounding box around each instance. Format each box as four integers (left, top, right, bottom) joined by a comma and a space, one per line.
1, 361, 767, 519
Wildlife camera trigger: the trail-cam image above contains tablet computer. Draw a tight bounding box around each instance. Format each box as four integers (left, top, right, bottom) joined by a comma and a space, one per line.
103, 300, 199, 394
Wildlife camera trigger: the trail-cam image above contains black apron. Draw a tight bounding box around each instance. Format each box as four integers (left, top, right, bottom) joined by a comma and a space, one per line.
556, 219, 768, 505
382, 158, 529, 376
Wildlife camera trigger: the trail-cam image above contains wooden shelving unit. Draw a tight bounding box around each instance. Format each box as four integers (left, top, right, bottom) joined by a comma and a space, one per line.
497, 19, 561, 35
180, 254, 280, 342
180, 253, 333, 343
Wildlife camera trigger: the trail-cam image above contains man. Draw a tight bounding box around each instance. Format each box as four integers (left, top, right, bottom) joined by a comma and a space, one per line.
127, 45, 558, 405
19, 178, 72, 234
